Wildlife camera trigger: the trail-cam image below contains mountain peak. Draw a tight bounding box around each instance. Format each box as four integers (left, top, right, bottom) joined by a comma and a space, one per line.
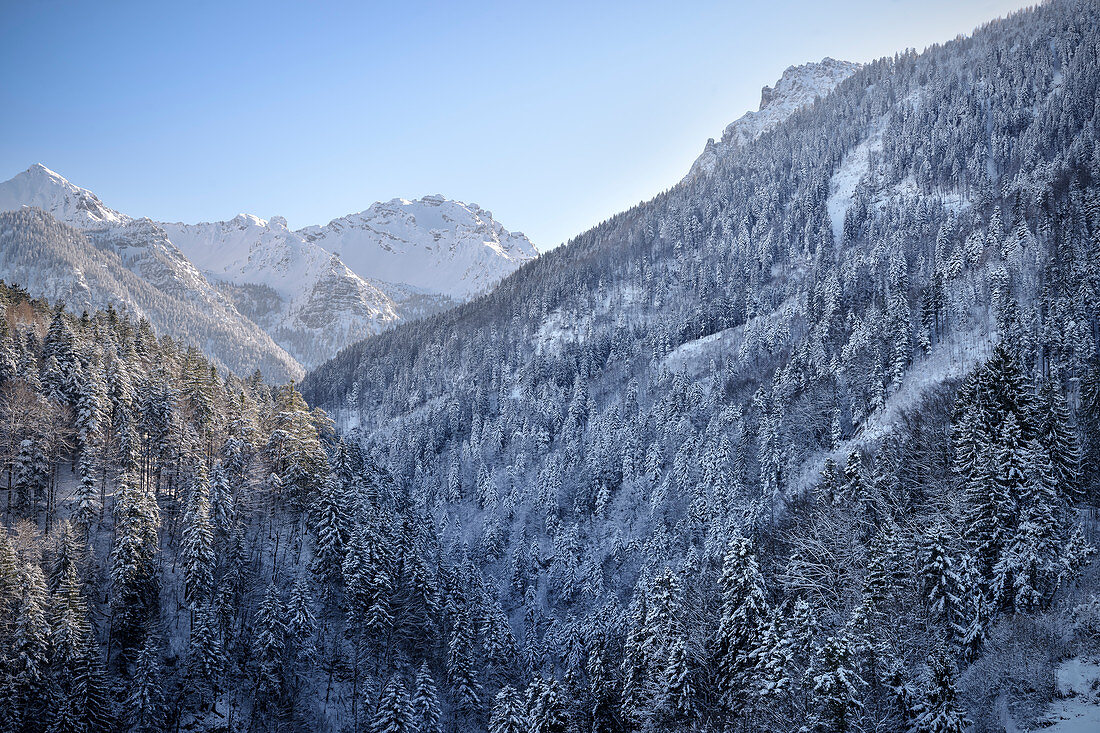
0, 164, 129, 227
685, 57, 861, 181
758, 57, 859, 112
298, 195, 537, 299
23, 163, 67, 181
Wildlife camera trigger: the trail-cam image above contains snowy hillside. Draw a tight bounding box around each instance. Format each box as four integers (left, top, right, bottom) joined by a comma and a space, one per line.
686, 57, 861, 180
304, 1, 1100, 729
298, 195, 538, 300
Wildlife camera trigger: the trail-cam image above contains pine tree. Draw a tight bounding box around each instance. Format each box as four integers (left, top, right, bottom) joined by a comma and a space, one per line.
188, 603, 222, 701
50, 563, 112, 733
754, 610, 795, 701
181, 462, 215, 608
716, 535, 769, 716
124, 635, 165, 733
620, 591, 649, 722
286, 577, 317, 663
884, 661, 922, 732
644, 568, 682, 673
253, 583, 286, 710
919, 525, 967, 643
810, 633, 862, 733
73, 451, 99, 538
267, 382, 327, 507
913, 653, 968, 733
311, 472, 351, 594
994, 457, 1064, 613
208, 460, 236, 540
527, 677, 569, 733
109, 471, 160, 655
863, 519, 904, 612
343, 520, 394, 641
8, 562, 49, 732
448, 605, 482, 717
489, 685, 527, 733
411, 662, 443, 733
1037, 376, 1082, 504
654, 635, 695, 726
373, 676, 414, 733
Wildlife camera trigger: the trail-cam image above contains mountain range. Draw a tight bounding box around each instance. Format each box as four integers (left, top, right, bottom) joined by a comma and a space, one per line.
0, 164, 537, 377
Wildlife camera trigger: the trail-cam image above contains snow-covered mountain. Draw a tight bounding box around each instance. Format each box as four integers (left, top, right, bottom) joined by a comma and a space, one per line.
298, 195, 538, 300
157, 214, 419, 370
0, 207, 303, 382
685, 57, 861, 180
0, 165, 535, 371
0, 163, 129, 228
0, 165, 303, 381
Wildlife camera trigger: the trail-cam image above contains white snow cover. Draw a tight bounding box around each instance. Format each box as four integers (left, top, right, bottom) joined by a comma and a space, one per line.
1040, 657, 1100, 732
0, 165, 537, 370
298, 195, 538, 300
159, 214, 376, 309
686, 58, 862, 181
826, 122, 884, 241
0, 163, 129, 227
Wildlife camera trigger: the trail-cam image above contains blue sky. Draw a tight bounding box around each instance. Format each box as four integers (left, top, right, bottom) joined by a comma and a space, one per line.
1, 0, 1031, 250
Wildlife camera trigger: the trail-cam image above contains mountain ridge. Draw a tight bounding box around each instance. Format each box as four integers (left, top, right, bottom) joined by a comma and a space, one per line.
0, 164, 536, 371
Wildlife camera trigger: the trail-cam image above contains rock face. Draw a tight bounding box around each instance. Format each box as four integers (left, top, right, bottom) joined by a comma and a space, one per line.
0, 165, 536, 373
685, 57, 862, 181
158, 214, 412, 371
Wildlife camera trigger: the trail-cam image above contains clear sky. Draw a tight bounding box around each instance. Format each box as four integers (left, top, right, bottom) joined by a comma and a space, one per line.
1, 0, 1032, 251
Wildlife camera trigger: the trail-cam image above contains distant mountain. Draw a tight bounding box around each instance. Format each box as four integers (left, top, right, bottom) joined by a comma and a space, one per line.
0, 165, 536, 371
685, 57, 861, 181
298, 195, 538, 300
0, 162, 129, 227
157, 213, 428, 370
0, 207, 302, 381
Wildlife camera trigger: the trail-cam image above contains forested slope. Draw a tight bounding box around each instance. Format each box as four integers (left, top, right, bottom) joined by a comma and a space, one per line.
298, 1, 1100, 730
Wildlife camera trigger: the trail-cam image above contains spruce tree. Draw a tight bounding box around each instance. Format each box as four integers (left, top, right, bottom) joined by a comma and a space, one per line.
373, 675, 414, 733
489, 685, 527, 733
715, 535, 769, 717
810, 634, 863, 733
124, 635, 166, 733
913, 653, 968, 733
919, 524, 967, 643
411, 662, 443, 733
181, 461, 216, 608
9, 562, 49, 732
253, 583, 287, 712
447, 605, 482, 717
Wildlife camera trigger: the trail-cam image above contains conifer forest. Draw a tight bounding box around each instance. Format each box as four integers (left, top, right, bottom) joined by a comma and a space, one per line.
3, 1, 1100, 731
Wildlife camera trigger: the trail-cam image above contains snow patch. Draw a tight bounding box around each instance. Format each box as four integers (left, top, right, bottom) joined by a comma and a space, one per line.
827, 129, 880, 242
1041, 657, 1100, 732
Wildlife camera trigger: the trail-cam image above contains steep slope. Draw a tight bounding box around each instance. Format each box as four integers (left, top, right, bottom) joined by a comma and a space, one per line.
298, 195, 538, 300
0, 207, 301, 381
304, 1, 1100, 727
